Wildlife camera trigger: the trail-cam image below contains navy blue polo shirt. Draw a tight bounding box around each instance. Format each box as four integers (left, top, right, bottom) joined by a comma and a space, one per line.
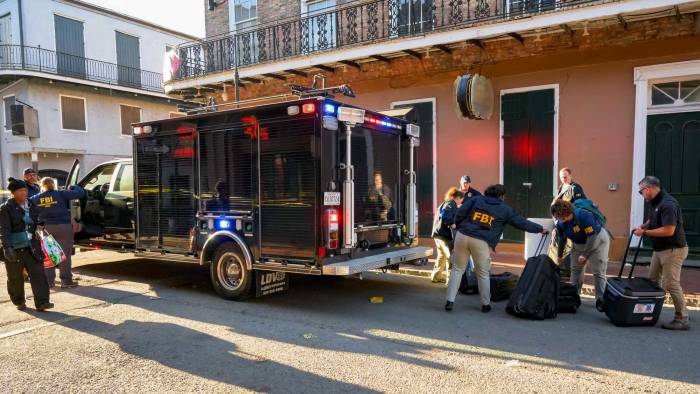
556, 209, 601, 245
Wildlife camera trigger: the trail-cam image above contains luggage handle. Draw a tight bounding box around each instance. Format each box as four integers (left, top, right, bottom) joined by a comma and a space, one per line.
534, 233, 548, 256
617, 230, 643, 279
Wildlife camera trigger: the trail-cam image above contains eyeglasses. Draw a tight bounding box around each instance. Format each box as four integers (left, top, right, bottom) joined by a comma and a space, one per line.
638, 187, 648, 195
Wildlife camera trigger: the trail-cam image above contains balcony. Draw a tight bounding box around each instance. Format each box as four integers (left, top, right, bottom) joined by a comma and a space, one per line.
171, 0, 615, 83
0, 44, 164, 93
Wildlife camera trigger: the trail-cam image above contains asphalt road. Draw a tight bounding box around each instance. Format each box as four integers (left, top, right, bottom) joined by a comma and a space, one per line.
0, 251, 698, 393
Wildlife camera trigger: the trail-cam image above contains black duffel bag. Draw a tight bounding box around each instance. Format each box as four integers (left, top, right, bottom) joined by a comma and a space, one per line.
490, 272, 519, 302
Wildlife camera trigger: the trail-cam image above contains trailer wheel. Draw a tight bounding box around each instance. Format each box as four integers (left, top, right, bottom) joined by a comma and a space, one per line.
210, 243, 254, 301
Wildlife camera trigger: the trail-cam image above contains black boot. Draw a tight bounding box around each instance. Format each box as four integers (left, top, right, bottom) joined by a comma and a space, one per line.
595, 300, 605, 313
445, 301, 454, 311
482, 305, 491, 313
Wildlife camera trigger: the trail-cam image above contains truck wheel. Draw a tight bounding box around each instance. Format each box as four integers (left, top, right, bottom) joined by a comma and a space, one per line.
210, 243, 254, 301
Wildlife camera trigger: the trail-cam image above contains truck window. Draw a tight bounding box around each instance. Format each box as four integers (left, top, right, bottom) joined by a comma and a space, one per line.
340, 127, 400, 226
113, 164, 133, 193
81, 164, 115, 193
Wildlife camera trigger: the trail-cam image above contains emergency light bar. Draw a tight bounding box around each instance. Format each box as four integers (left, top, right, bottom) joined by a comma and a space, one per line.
337, 107, 365, 124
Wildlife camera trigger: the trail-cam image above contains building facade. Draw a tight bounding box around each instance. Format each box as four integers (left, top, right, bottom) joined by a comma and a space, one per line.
169, 0, 700, 256
0, 0, 197, 184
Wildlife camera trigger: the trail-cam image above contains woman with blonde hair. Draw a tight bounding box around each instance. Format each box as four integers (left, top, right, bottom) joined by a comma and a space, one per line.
430, 187, 464, 283
30, 177, 84, 288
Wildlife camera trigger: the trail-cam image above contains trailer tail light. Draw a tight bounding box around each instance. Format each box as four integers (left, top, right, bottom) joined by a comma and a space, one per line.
325, 208, 339, 250
133, 126, 142, 135
302, 103, 316, 114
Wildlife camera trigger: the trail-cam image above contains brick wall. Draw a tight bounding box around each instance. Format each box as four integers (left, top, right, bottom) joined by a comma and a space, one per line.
204, 0, 230, 38
227, 14, 699, 100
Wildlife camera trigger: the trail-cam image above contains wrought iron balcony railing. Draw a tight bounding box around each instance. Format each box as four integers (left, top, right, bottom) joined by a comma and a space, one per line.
172, 0, 611, 81
0, 44, 164, 93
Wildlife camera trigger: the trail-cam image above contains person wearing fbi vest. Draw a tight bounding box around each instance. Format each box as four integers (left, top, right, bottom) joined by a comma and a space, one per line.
551, 199, 610, 312
30, 177, 85, 288
445, 184, 547, 312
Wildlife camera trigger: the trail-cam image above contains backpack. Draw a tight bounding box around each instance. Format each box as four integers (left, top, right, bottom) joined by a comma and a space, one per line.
432, 201, 453, 240
573, 198, 607, 228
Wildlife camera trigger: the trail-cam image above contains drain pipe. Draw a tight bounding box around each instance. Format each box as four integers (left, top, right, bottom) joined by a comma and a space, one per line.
18, 0, 25, 68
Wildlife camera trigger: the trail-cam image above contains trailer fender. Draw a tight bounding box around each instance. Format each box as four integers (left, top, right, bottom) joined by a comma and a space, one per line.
200, 231, 253, 271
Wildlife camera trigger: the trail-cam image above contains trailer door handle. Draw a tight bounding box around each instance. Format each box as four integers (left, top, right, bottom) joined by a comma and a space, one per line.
522, 182, 533, 189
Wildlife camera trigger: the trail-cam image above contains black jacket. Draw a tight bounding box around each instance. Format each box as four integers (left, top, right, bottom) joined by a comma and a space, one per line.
0, 199, 43, 259
432, 200, 459, 240
454, 196, 543, 250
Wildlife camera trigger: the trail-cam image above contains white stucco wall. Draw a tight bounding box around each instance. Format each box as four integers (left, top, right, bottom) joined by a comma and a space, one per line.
0, 79, 177, 181
0, 0, 194, 74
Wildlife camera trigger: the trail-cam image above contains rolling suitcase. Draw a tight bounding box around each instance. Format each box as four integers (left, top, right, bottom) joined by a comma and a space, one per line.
506, 236, 560, 320
603, 231, 665, 327
458, 258, 479, 295
558, 282, 581, 313
490, 272, 519, 302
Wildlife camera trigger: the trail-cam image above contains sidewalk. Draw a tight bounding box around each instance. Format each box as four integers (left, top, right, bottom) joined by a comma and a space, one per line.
396, 251, 700, 308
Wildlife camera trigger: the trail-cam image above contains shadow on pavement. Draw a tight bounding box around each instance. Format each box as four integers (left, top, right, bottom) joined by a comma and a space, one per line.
67, 257, 700, 386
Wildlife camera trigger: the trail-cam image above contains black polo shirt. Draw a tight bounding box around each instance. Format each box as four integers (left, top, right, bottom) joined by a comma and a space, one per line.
648, 190, 687, 251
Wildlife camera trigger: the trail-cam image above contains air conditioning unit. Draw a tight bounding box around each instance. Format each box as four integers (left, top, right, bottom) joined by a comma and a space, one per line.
10, 104, 40, 138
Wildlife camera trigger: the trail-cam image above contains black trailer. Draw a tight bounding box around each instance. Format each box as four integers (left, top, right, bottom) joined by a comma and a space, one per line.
68, 95, 431, 300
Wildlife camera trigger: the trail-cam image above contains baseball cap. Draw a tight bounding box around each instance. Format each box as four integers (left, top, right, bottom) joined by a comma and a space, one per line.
23, 167, 37, 175
460, 175, 471, 183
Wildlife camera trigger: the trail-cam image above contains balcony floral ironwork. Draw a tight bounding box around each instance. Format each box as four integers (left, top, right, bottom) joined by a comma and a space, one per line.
172, 0, 611, 82
0, 44, 164, 93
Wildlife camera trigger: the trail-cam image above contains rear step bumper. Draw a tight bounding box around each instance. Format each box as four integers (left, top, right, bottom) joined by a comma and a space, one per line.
322, 246, 433, 276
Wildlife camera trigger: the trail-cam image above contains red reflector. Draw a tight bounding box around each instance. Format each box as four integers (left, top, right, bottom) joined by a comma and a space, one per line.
302, 103, 316, 114
328, 240, 338, 249
318, 246, 327, 258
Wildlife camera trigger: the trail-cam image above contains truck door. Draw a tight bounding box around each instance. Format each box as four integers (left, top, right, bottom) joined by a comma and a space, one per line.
75, 162, 117, 239
102, 162, 135, 240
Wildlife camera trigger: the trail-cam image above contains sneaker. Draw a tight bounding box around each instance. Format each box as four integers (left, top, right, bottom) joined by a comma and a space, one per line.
61, 281, 79, 289
661, 319, 690, 331
16, 303, 26, 311
595, 300, 605, 313
482, 305, 492, 313
36, 303, 54, 312
444, 301, 454, 311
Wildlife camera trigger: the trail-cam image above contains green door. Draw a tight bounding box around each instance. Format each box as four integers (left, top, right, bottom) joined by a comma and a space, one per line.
394, 101, 434, 237
501, 89, 555, 242
646, 112, 700, 250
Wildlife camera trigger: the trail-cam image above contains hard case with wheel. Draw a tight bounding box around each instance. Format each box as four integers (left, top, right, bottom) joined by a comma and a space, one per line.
603, 231, 665, 327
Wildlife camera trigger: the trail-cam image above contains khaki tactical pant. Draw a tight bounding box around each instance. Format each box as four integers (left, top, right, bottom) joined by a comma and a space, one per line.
446, 232, 492, 305
431, 238, 451, 282
570, 230, 610, 302
649, 247, 689, 320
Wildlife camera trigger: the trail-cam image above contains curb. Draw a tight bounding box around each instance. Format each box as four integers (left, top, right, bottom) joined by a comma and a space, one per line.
393, 267, 700, 309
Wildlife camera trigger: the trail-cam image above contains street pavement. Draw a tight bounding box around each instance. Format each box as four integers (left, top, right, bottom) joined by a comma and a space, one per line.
0, 251, 699, 393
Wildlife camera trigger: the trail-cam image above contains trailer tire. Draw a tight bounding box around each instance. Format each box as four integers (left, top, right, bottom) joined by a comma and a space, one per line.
210, 243, 254, 301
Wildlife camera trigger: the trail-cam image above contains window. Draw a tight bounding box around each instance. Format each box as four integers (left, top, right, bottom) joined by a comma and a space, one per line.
390, 0, 434, 37
302, 0, 337, 52
120, 104, 141, 136
3, 95, 14, 131
81, 164, 115, 192
233, 0, 257, 30
113, 164, 133, 193
651, 79, 700, 107
232, 0, 258, 65
60, 95, 86, 131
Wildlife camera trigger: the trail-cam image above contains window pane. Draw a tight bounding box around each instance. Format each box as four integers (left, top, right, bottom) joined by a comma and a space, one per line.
61, 96, 86, 131
82, 165, 115, 191
114, 164, 133, 192
3, 96, 14, 129
120, 105, 141, 135
681, 80, 700, 103
235, 0, 256, 22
